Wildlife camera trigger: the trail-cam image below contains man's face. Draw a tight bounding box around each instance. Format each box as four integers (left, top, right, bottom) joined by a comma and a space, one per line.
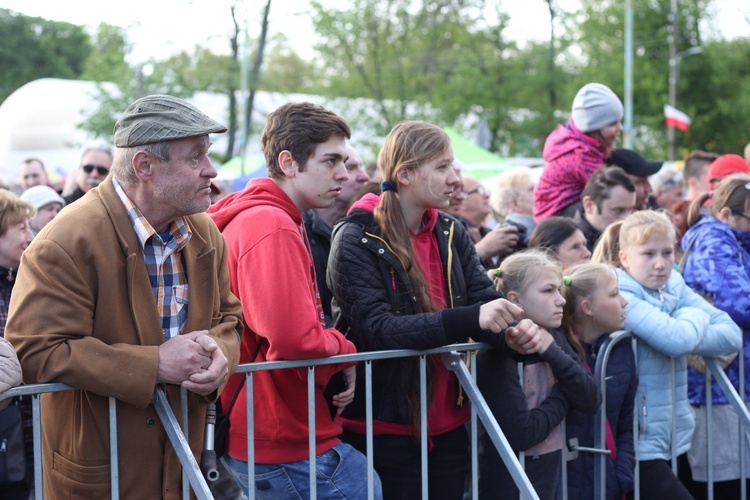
459, 177, 491, 226
19, 160, 48, 189
446, 168, 465, 217
294, 136, 349, 212
629, 174, 652, 210
689, 165, 711, 200
77, 150, 112, 193
29, 203, 63, 233
338, 146, 369, 205
151, 136, 218, 220
584, 185, 636, 231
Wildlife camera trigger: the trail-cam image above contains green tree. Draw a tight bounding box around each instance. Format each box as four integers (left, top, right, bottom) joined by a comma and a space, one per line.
0, 9, 91, 103
562, 0, 714, 158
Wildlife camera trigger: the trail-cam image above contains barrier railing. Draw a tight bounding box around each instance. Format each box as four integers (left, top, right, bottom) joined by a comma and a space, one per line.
563, 330, 750, 500
3, 336, 749, 500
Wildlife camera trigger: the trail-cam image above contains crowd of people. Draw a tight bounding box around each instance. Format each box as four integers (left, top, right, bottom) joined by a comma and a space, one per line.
0, 84, 749, 500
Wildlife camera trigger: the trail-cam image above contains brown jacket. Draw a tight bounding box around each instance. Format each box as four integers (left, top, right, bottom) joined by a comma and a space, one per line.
6, 178, 243, 499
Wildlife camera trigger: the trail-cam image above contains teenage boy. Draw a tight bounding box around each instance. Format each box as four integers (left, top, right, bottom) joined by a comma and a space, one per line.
208, 102, 380, 499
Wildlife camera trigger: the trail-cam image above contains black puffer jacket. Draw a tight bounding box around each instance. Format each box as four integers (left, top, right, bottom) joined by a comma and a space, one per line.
328, 206, 507, 424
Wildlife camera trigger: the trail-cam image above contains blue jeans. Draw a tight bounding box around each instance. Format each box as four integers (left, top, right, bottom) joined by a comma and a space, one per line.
223, 442, 382, 499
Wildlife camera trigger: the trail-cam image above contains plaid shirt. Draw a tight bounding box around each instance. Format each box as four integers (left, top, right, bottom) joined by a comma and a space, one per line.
113, 178, 191, 341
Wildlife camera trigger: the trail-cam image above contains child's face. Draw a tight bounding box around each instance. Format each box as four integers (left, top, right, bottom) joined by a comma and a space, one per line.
588, 271, 628, 333
619, 233, 674, 290
512, 269, 566, 329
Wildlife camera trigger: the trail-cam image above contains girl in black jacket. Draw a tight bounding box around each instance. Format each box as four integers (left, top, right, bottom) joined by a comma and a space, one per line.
328, 121, 545, 499
478, 250, 600, 499
562, 261, 637, 500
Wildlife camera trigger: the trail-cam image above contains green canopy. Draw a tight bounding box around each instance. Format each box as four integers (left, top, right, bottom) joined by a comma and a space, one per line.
443, 127, 512, 179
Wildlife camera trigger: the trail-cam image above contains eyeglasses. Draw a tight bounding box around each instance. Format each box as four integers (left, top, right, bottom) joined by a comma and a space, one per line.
464, 185, 490, 196
82, 164, 110, 176
732, 210, 750, 222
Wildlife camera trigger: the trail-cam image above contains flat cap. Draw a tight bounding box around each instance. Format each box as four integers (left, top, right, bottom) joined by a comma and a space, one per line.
113, 94, 227, 148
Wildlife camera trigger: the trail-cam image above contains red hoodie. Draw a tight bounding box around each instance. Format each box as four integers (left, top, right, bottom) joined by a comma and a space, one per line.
208, 178, 356, 463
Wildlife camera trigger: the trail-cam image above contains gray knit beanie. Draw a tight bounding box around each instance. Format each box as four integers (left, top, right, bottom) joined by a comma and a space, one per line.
571, 83, 623, 133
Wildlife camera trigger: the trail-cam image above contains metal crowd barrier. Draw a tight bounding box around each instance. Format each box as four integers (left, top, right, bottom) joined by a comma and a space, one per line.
3, 336, 749, 500
559, 330, 750, 500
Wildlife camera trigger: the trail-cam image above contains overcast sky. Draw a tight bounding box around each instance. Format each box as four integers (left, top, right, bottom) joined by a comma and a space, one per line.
0, 0, 747, 64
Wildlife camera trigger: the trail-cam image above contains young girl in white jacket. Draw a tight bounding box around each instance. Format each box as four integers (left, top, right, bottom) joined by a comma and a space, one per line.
615, 210, 741, 498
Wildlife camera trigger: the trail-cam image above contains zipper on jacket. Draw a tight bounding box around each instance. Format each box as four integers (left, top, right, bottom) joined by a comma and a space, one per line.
1, 437, 6, 452
390, 267, 396, 291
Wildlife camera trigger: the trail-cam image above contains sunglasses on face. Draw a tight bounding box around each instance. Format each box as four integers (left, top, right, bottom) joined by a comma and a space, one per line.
82, 164, 110, 176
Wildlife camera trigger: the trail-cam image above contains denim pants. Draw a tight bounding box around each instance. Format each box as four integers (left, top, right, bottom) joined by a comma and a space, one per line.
223, 441, 382, 499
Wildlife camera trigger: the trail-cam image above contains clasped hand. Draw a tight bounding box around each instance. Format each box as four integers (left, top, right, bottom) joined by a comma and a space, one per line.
157, 330, 228, 396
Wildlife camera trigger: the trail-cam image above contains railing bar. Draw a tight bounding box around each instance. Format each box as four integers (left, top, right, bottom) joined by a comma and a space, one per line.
151, 386, 211, 500
181, 387, 189, 500
669, 357, 677, 476
308, 367, 317, 499
632, 335, 640, 500
517, 361, 525, 471
420, 355, 428, 500
741, 351, 747, 500
32, 394, 42, 500
365, 361, 375, 500
109, 396, 119, 499
706, 368, 714, 500
470, 351, 479, 500
443, 352, 539, 500
247, 373, 255, 500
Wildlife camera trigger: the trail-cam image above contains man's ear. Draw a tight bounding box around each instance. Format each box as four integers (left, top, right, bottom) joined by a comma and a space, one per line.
278, 151, 297, 177
132, 151, 153, 181
582, 196, 595, 216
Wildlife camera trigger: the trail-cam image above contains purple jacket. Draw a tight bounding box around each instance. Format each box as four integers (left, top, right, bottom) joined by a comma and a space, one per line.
534, 120, 610, 221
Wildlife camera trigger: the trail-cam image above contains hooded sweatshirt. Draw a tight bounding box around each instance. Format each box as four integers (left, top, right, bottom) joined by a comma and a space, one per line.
208, 178, 356, 464
534, 120, 610, 221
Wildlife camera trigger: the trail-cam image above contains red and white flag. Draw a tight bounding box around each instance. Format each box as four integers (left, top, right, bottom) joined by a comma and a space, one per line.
664, 104, 691, 132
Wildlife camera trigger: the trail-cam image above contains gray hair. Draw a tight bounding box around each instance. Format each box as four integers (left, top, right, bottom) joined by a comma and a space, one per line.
78, 139, 114, 167
111, 142, 172, 187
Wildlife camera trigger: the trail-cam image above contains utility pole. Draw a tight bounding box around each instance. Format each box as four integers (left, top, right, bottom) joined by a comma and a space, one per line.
667, 0, 678, 161
623, 0, 633, 148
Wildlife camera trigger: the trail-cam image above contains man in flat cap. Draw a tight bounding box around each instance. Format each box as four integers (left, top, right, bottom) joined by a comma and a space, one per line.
6, 95, 243, 499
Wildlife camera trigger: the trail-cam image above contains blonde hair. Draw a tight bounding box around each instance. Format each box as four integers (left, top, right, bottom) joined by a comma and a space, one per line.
561, 262, 615, 361
591, 221, 623, 267
494, 249, 561, 297
490, 166, 533, 219
619, 210, 676, 252
375, 121, 451, 313
687, 173, 750, 228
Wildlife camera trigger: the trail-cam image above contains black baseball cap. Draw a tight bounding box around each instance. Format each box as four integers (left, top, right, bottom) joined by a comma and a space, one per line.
607, 148, 663, 177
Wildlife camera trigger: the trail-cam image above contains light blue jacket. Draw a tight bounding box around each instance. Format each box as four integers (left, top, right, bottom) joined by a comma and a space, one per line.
615, 268, 741, 461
